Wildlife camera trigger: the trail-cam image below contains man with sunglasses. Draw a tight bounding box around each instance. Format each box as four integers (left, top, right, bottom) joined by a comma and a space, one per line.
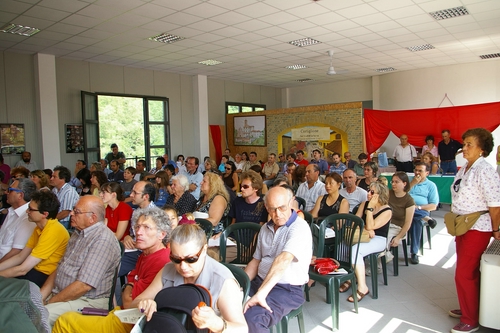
41, 195, 121, 327
408, 162, 439, 264
0, 178, 37, 264
244, 186, 312, 333
229, 170, 268, 225
0, 190, 69, 287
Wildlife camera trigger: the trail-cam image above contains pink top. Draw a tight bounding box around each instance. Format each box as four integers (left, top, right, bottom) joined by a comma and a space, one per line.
422, 145, 438, 157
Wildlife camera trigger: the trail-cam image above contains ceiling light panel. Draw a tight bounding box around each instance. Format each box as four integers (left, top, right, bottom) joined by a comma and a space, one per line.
296, 79, 312, 82
285, 64, 307, 70
375, 67, 397, 72
288, 37, 322, 47
149, 33, 184, 44
406, 44, 435, 52
0, 23, 40, 37
429, 6, 469, 21
198, 59, 222, 66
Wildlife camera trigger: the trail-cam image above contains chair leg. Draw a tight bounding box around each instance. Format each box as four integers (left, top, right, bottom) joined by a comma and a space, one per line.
381, 256, 388, 285
426, 224, 432, 249
304, 284, 310, 302
402, 239, 408, 266
391, 246, 399, 276
297, 310, 305, 333
369, 254, 378, 299
331, 279, 341, 331
419, 226, 424, 255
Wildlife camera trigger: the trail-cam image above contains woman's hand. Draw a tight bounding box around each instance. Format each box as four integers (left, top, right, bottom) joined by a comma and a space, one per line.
122, 235, 136, 250
368, 230, 375, 238
192, 304, 221, 330
390, 235, 401, 247
138, 299, 157, 321
368, 194, 379, 208
493, 230, 500, 240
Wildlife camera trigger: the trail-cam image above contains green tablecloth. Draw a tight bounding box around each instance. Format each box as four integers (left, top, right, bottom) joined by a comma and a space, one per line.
382, 174, 454, 204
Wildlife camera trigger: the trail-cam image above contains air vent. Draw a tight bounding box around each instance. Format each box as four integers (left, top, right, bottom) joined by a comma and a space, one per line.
296, 78, 313, 82
429, 6, 469, 20
288, 37, 321, 47
406, 44, 435, 52
285, 64, 307, 70
479, 53, 500, 60
375, 67, 397, 73
149, 33, 184, 44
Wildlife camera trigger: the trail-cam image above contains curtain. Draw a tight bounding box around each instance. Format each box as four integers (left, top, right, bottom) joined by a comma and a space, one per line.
209, 125, 225, 162
364, 101, 500, 155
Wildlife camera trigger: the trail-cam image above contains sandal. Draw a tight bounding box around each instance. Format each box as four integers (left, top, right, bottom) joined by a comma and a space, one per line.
339, 281, 351, 293
347, 289, 370, 303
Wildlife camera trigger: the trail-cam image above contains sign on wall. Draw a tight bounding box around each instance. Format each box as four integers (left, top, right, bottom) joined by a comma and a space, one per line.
291, 127, 330, 141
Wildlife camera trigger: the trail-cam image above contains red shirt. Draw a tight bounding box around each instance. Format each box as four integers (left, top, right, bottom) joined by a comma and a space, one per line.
105, 201, 132, 240
296, 159, 309, 166
128, 248, 170, 299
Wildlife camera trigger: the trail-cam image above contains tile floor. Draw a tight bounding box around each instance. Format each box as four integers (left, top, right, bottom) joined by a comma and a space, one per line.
288, 205, 500, 333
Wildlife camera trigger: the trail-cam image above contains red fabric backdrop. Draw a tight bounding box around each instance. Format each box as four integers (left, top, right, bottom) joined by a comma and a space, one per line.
364, 101, 500, 155
209, 125, 225, 162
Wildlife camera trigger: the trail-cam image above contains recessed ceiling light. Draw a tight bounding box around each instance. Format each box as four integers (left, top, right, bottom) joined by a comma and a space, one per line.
429, 6, 469, 20
198, 59, 222, 66
285, 64, 307, 70
288, 37, 321, 47
0, 23, 40, 37
149, 33, 184, 44
406, 44, 435, 52
375, 67, 397, 73
480, 53, 500, 59
296, 78, 313, 82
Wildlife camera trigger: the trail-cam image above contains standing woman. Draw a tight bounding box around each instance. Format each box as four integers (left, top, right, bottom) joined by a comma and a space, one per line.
100, 182, 133, 241
223, 161, 239, 192
356, 161, 378, 191
448, 128, 500, 333
421, 135, 439, 158
154, 170, 170, 207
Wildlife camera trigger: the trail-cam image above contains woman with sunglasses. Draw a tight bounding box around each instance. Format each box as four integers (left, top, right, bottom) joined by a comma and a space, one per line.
344, 180, 392, 303
356, 161, 379, 191
196, 172, 230, 236
448, 128, 500, 333
132, 223, 248, 332
222, 161, 239, 192
100, 182, 133, 241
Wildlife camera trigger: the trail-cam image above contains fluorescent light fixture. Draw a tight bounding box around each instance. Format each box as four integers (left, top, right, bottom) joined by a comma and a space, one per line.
480, 53, 500, 60
285, 64, 307, 70
198, 59, 222, 66
288, 37, 321, 47
0, 23, 40, 37
296, 78, 312, 82
149, 33, 184, 44
406, 44, 435, 52
375, 67, 397, 73
429, 6, 469, 20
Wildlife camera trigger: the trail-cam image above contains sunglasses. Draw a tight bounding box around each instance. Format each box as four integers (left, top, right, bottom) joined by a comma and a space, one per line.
170, 246, 204, 264
225, 167, 232, 170
369, 190, 375, 195
453, 178, 462, 192
7, 187, 23, 194
241, 184, 251, 189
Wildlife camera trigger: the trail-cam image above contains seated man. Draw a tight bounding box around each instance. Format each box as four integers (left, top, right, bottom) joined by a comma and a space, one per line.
52, 207, 173, 333
244, 186, 312, 332
229, 170, 268, 225
131, 223, 248, 332
0, 190, 69, 287
40, 196, 122, 327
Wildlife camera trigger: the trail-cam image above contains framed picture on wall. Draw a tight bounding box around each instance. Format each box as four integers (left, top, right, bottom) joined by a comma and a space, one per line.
233, 115, 266, 146
0, 123, 25, 154
65, 124, 84, 153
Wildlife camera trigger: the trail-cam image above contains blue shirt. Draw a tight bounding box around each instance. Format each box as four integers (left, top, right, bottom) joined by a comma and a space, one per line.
409, 178, 439, 206
329, 162, 347, 176
310, 159, 329, 174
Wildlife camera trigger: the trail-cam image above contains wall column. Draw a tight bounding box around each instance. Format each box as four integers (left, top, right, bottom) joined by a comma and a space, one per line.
34, 53, 61, 168
193, 74, 209, 159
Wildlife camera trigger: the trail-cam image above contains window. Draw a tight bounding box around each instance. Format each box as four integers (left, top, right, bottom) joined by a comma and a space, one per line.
226, 102, 266, 114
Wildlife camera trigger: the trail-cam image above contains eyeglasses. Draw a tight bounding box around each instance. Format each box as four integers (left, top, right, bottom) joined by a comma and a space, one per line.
266, 200, 290, 214
241, 184, 251, 189
72, 208, 93, 215
453, 179, 462, 192
225, 167, 231, 170
27, 205, 40, 212
130, 190, 144, 196
170, 246, 204, 264
133, 223, 156, 232
7, 187, 23, 194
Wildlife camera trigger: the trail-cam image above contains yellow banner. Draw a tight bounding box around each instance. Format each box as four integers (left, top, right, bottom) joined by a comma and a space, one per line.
291, 127, 330, 141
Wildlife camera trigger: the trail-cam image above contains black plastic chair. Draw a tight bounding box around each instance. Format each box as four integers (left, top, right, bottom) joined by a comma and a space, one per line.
304, 213, 365, 331
219, 222, 261, 264
295, 196, 306, 211
366, 251, 387, 299
220, 262, 250, 304
391, 238, 408, 276
195, 218, 214, 241
109, 241, 125, 310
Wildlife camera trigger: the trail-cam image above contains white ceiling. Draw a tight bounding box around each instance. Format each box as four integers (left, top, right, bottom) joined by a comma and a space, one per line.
1, 0, 500, 88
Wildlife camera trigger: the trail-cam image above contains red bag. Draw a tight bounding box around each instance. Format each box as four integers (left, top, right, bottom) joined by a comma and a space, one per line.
312, 258, 340, 275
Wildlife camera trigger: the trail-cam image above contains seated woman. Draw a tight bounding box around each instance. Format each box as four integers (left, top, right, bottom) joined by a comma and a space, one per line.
386, 171, 415, 262
154, 171, 170, 207
164, 174, 197, 216
196, 172, 230, 236
29, 170, 50, 191
422, 152, 439, 175
222, 161, 239, 192
100, 182, 133, 241
311, 172, 349, 219
132, 224, 248, 332
0, 190, 69, 287
356, 161, 378, 191
76, 168, 92, 196
342, 180, 392, 302
202, 158, 217, 175
234, 153, 245, 174
52, 208, 173, 333
91, 170, 108, 197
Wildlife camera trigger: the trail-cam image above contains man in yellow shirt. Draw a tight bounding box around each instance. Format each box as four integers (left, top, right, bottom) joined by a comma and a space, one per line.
0, 190, 69, 287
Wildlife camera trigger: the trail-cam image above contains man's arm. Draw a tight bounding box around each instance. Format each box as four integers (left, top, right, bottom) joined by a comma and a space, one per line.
122, 284, 134, 309
40, 271, 57, 301
56, 210, 70, 221
0, 248, 22, 264
0, 255, 41, 278
46, 280, 92, 304
244, 258, 260, 282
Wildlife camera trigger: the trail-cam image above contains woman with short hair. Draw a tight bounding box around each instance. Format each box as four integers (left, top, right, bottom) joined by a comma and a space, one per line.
356, 161, 378, 191
164, 174, 197, 215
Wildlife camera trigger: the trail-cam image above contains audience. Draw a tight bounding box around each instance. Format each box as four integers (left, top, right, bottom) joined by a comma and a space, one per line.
196, 171, 230, 235
120, 166, 138, 201
229, 170, 267, 225
296, 164, 327, 212
164, 174, 197, 215
339, 168, 368, 213
90, 170, 108, 197
15, 151, 38, 171
222, 160, 238, 192
154, 170, 170, 207
100, 182, 133, 241
356, 161, 379, 191
29, 170, 50, 190
50, 166, 80, 230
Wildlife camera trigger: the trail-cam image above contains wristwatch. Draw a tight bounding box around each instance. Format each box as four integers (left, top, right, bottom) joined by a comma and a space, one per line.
365, 207, 374, 212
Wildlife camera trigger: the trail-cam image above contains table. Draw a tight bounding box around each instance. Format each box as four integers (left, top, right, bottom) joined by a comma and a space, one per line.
381, 173, 455, 204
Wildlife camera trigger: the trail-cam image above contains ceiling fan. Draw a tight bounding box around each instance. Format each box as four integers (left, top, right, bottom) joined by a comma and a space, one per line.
326, 50, 348, 75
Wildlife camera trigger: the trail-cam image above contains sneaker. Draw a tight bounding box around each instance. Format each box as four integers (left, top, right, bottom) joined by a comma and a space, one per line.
450, 322, 479, 333
385, 250, 394, 263
449, 309, 462, 318
410, 253, 419, 265
427, 218, 437, 229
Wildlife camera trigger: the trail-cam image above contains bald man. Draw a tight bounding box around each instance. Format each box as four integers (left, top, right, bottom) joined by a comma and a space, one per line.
393, 134, 417, 173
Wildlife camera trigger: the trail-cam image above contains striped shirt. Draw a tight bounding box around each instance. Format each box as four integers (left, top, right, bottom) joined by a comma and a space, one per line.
52, 183, 79, 226
296, 179, 327, 211
53, 222, 121, 299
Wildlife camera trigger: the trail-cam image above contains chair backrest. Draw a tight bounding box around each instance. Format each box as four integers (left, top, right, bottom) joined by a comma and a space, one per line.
302, 210, 313, 225
314, 214, 364, 268
295, 196, 306, 211
109, 241, 125, 310
195, 218, 213, 240
220, 262, 250, 304
219, 222, 261, 264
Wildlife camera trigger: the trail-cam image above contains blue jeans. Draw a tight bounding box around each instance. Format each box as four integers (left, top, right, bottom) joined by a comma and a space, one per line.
440, 160, 457, 174
409, 209, 429, 255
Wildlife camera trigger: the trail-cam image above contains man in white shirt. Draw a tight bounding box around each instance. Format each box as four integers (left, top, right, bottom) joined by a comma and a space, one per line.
296, 164, 327, 212
183, 156, 203, 200
393, 134, 417, 173
0, 178, 37, 263
15, 152, 38, 172
339, 169, 368, 213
